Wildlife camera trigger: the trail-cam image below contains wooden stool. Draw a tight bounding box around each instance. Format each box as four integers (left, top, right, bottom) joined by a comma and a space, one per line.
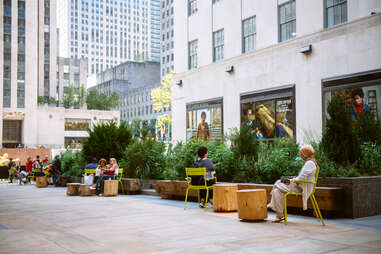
237, 189, 267, 220
104, 180, 118, 197
67, 183, 81, 196
79, 184, 95, 196
213, 183, 238, 212
36, 176, 48, 188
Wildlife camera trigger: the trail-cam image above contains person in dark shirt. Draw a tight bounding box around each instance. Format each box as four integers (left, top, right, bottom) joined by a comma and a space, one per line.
85, 158, 98, 169
51, 155, 62, 187
193, 146, 216, 208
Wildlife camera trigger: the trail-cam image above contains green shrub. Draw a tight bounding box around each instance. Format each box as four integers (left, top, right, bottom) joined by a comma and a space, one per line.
121, 137, 167, 179
82, 121, 132, 162
206, 142, 235, 182
321, 93, 360, 165
60, 150, 86, 177
228, 125, 258, 160
354, 111, 381, 145
356, 142, 381, 176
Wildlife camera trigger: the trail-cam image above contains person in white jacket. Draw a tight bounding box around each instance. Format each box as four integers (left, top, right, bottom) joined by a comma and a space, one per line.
267, 145, 317, 222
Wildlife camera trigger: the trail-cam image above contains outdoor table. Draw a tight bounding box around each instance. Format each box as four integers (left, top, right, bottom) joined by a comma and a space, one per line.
213, 183, 238, 212
237, 189, 267, 221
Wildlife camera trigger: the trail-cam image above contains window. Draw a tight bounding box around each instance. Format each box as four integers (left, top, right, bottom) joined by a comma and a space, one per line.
279, 0, 296, 42
241, 86, 295, 139
242, 16, 256, 53
325, 0, 347, 28
213, 29, 224, 62
186, 99, 223, 142
188, 0, 197, 16
188, 40, 198, 70
212, 0, 222, 4
322, 70, 381, 126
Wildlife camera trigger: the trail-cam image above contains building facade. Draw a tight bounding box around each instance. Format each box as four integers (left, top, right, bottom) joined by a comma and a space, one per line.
150, 0, 161, 62
173, 0, 381, 143
57, 0, 161, 75
160, 0, 174, 77
56, 57, 88, 104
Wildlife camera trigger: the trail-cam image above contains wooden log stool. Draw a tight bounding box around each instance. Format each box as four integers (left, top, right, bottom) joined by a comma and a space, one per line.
104, 180, 118, 197
237, 189, 267, 221
213, 183, 238, 212
79, 184, 95, 196
36, 176, 48, 188
67, 183, 81, 196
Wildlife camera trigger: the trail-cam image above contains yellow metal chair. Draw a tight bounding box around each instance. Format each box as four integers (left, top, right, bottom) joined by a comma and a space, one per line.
184, 168, 217, 211
28, 168, 42, 182
284, 166, 325, 226
113, 168, 124, 194
82, 168, 96, 184
8, 169, 18, 183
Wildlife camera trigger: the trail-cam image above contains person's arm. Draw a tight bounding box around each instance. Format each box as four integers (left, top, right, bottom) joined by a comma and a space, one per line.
294, 161, 316, 181
205, 159, 216, 171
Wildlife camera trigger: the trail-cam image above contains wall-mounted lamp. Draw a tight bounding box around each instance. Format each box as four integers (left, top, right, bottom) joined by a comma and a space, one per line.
225, 65, 234, 73
176, 80, 183, 86
300, 44, 312, 54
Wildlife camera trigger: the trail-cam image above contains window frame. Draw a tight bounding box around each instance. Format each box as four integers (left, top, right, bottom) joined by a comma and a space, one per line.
188, 39, 198, 70
278, 0, 296, 43
324, 0, 347, 28
213, 29, 224, 62
242, 15, 256, 54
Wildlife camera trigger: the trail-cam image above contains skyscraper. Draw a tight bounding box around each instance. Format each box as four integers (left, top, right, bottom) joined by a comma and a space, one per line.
57, 0, 160, 75
160, 0, 173, 77
150, 0, 161, 62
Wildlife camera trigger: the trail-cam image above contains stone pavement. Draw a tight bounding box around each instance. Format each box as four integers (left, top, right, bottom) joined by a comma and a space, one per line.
1, 184, 381, 254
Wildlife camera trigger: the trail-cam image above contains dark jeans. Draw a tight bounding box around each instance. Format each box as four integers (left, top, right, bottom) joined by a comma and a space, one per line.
192, 176, 216, 202
94, 175, 115, 193
53, 175, 60, 186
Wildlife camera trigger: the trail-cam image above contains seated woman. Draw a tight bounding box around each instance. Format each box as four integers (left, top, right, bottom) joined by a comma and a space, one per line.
90, 158, 119, 195
94, 158, 107, 181
267, 145, 317, 222
193, 146, 216, 208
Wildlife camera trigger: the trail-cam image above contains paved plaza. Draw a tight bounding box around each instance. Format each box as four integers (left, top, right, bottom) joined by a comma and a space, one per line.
1, 184, 381, 254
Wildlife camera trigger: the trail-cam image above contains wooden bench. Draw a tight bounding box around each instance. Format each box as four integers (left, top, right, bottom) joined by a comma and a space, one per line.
238, 183, 344, 215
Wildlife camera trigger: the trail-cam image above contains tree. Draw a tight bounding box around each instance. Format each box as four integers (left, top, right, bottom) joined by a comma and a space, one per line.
151, 72, 173, 134
62, 85, 75, 108
321, 93, 360, 164
78, 84, 86, 108
82, 121, 132, 162
86, 90, 120, 110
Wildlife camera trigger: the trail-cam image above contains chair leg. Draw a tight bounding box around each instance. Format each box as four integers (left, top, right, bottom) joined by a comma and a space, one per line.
311, 195, 325, 226
119, 180, 124, 194
205, 189, 209, 211
310, 196, 320, 222
197, 189, 200, 204
284, 194, 288, 225
184, 188, 189, 210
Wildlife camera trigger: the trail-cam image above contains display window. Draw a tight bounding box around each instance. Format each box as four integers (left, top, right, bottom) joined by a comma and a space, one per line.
186, 99, 223, 142
64, 118, 91, 131
240, 86, 295, 140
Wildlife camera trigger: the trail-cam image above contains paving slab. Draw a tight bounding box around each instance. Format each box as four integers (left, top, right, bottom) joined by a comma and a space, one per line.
0, 184, 381, 254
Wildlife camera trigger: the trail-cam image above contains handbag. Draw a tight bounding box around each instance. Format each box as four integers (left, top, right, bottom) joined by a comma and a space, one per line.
84, 175, 94, 185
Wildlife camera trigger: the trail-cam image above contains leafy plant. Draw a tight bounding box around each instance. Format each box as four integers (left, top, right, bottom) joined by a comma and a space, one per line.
321, 93, 360, 165
121, 137, 167, 179
356, 142, 381, 176
81, 121, 132, 162
86, 90, 120, 110
228, 126, 259, 160
60, 150, 86, 177
48, 97, 57, 105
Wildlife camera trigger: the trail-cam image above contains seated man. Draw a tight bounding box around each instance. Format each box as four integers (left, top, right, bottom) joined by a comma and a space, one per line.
193, 146, 216, 208
85, 158, 98, 169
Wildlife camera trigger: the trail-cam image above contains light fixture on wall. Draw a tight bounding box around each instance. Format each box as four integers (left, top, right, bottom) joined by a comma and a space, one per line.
176, 80, 183, 86
225, 65, 234, 73
300, 44, 312, 54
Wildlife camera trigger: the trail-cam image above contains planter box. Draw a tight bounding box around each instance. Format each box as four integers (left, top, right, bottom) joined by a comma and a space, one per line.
70, 176, 83, 183
155, 180, 198, 198
120, 178, 141, 194
318, 176, 381, 218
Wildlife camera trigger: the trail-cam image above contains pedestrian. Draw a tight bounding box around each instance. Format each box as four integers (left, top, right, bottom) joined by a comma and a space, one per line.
51, 155, 62, 187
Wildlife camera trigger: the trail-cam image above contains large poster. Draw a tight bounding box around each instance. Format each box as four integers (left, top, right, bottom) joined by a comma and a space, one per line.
241, 96, 294, 139
325, 85, 381, 121
186, 100, 223, 142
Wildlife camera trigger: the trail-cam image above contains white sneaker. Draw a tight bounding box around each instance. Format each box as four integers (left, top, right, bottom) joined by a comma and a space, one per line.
89, 186, 96, 190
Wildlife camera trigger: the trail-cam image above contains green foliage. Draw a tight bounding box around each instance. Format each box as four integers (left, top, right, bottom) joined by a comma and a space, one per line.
356, 142, 381, 176
48, 97, 57, 105
228, 126, 258, 160
62, 85, 76, 108
60, 150, 86, 177
86, 90, 120, 110
321, 93, 360, 165
354, 111, 381, 146
38, 96, 46, 105
82, 121, 132, 162
121, 137, 167, 179
38, 96, 56, 105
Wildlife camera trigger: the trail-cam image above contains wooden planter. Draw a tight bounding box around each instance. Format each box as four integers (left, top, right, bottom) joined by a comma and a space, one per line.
57, 176, 71, 187
120, 178, 141, 194
318, 176, 381, 218
155, 180, 198, 198
70, 176, 83, 183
